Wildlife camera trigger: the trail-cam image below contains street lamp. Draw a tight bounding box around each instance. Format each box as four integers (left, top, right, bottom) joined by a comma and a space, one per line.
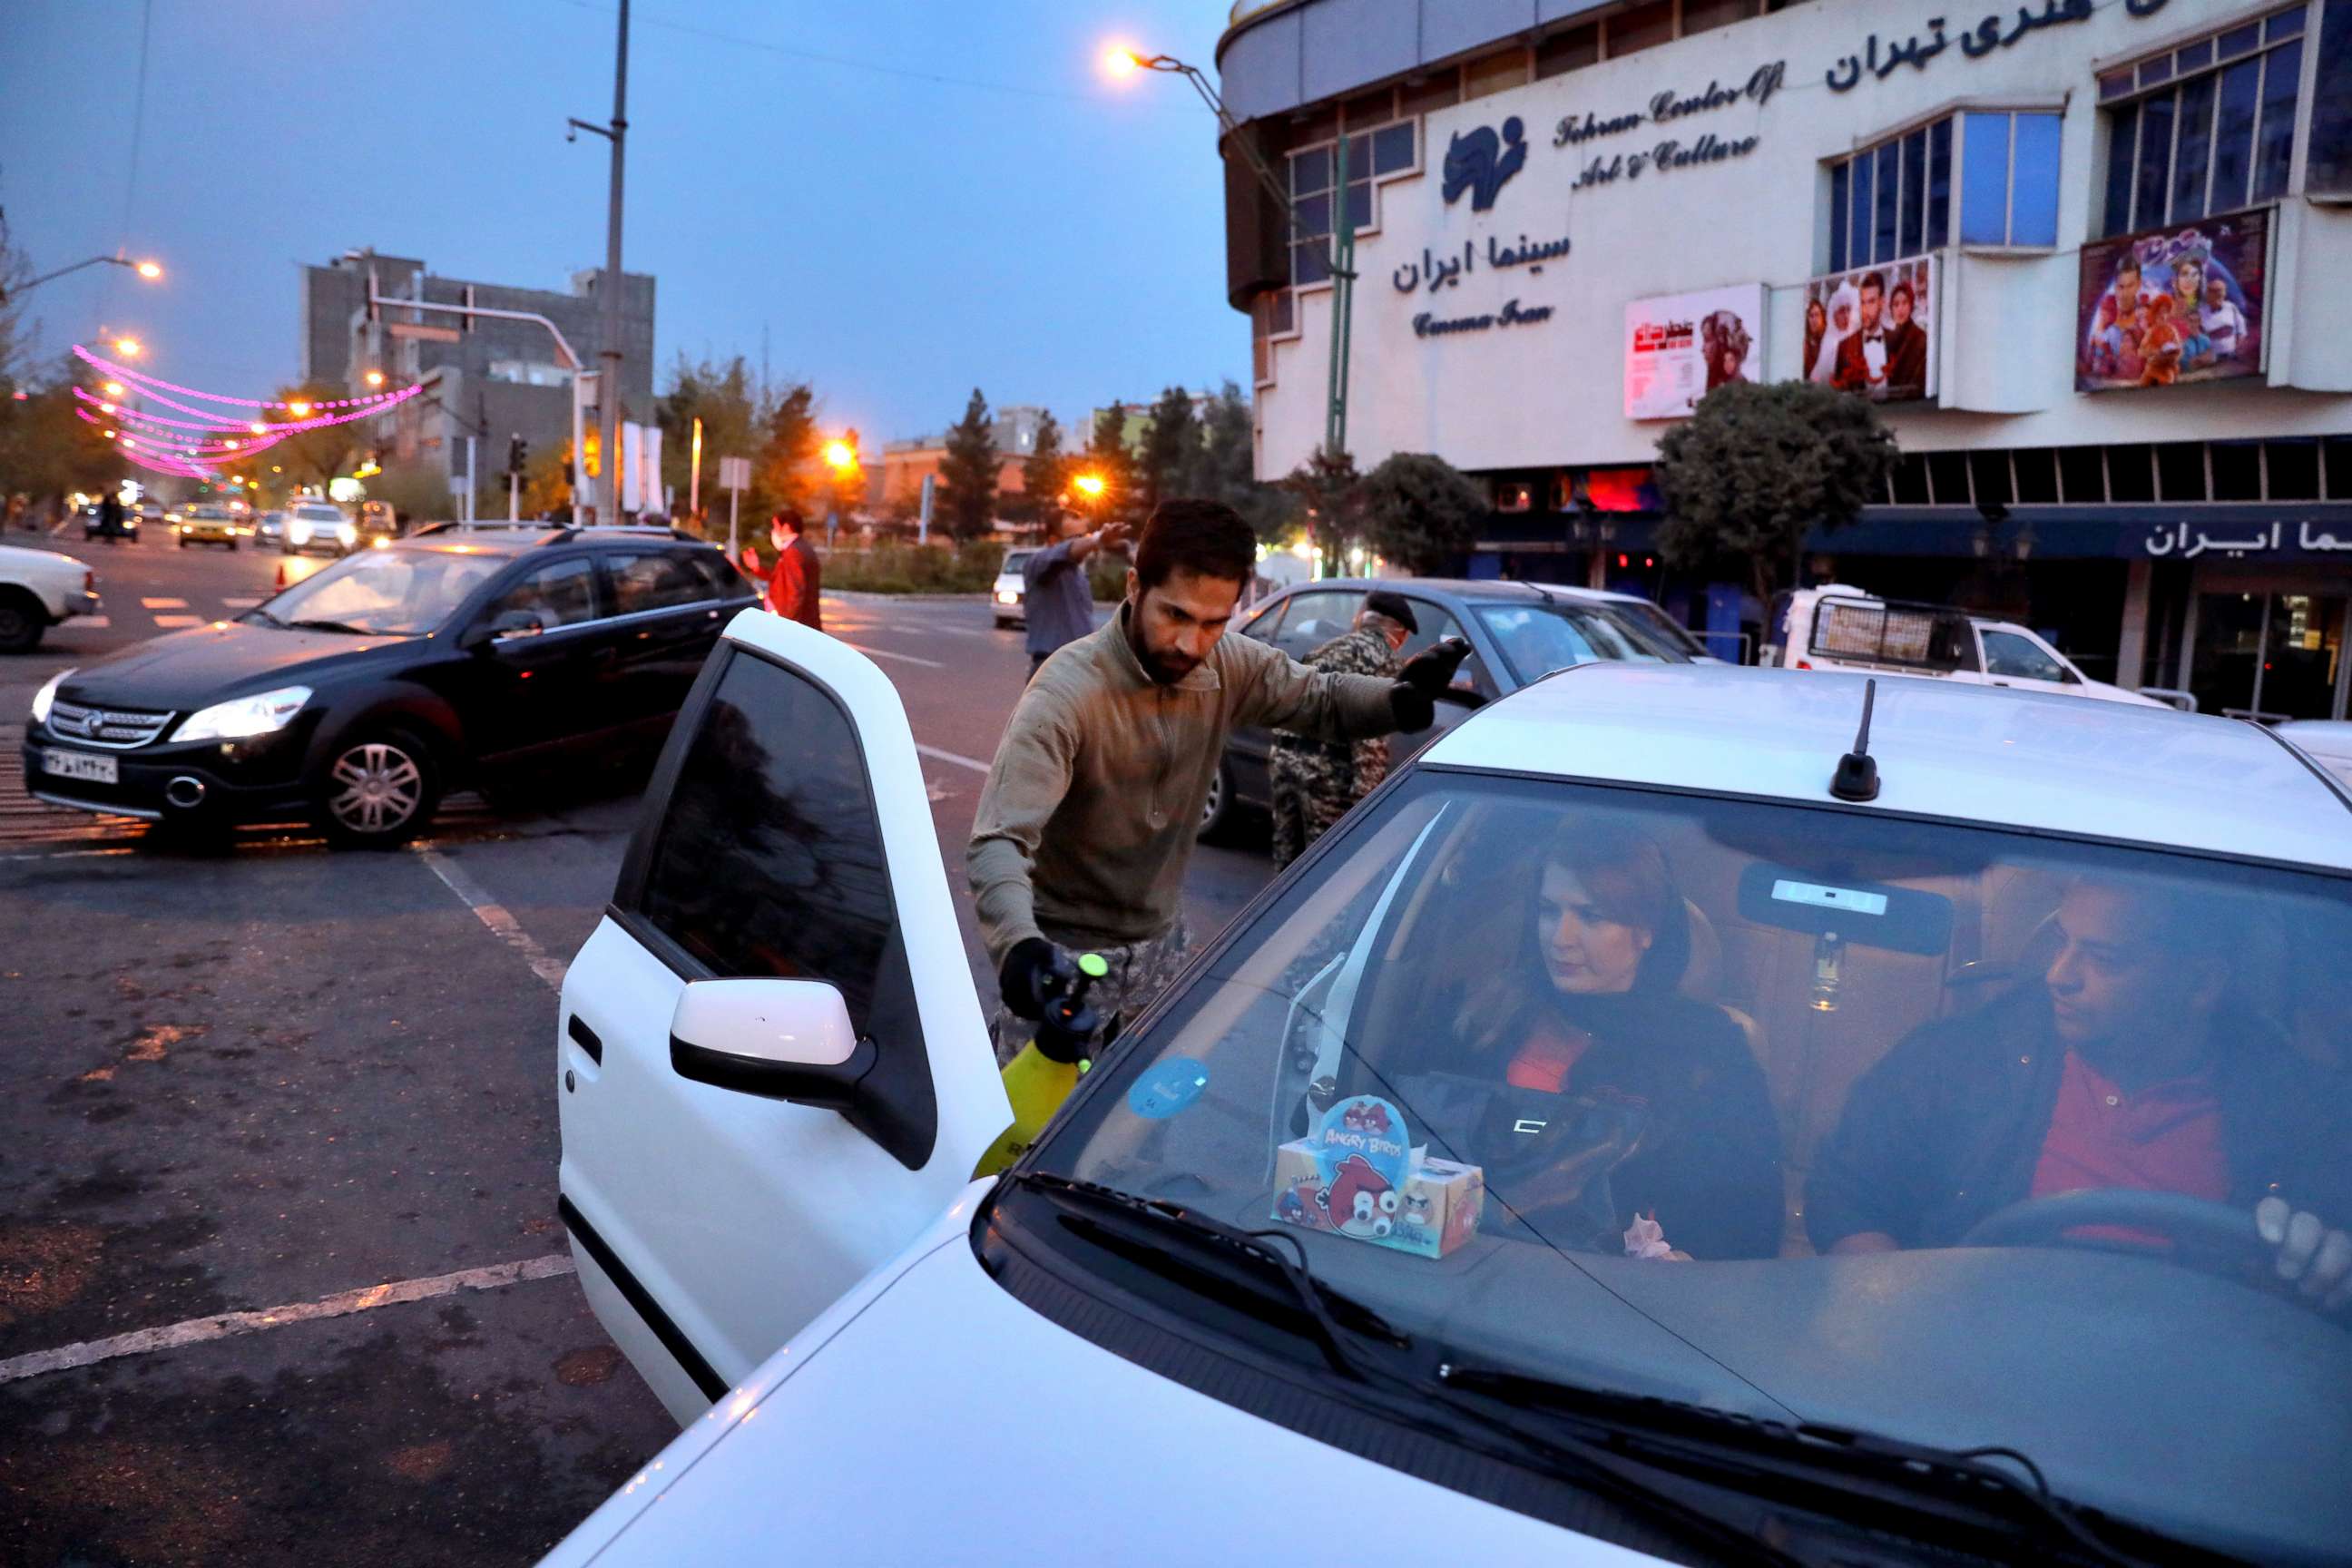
102, 380, 124, 397
0, 252, 163, 303
287, 400, 312, 417
822, 439, 857, 471
365, 369, 385, 388
1105, 44, 1357, 458
1071, 472, 1106, 500
113, 337, 142, 358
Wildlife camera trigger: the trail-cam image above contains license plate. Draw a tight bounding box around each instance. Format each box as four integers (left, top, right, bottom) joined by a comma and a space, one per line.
40, 749, 118, 785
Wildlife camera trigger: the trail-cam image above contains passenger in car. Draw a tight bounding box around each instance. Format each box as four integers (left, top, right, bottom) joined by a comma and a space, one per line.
1807, 877, 2352, 1312
1442, 822, 1784, 1260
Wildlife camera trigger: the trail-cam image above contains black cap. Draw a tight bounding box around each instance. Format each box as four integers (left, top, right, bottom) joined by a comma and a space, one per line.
1362, 590, 1418, 635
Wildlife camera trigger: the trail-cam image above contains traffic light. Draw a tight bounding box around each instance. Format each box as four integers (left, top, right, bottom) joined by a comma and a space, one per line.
508, 435, 527, 475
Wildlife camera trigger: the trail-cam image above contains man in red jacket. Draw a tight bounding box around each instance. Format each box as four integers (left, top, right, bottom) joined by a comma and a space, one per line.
740, 507, 823, 629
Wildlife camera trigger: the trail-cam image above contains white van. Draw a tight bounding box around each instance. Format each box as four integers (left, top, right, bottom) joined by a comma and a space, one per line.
1771, 585, 2171, 708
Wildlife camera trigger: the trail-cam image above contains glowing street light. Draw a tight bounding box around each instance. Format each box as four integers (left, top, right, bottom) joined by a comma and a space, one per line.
823, 438, 858, 471
287, 400, 312, 417
113, 337, 142, 358
1071, 472, 1107, 498
102, 380, 124, 397
1102, 44, 1143, 77
0, 252, 164, 303
135, 260, 163, 280
249, 422, 267, 436
364, 369, 385, 387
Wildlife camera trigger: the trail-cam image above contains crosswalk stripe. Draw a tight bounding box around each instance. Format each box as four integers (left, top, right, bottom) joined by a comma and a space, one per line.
80, 616, 111, 630
221, 595, 263, 608
140, 597, 188, 609
152, 614, 202, 629
839, 641, 946, 669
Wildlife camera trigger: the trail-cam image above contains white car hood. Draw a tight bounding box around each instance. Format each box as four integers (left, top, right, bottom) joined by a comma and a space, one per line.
550, 1201, 1660, 1567
0, 543, 84, 584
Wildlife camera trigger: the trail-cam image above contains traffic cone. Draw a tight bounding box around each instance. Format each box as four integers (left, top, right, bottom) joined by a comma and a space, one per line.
274, 561, 287, 590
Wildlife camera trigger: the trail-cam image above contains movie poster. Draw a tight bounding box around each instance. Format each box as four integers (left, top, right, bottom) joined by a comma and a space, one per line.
1623, 285, 1765, 419
1800, 255, 1936, 401
2077, 209, 2267, 393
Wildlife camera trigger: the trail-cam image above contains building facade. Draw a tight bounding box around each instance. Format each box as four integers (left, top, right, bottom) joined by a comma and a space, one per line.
1220, 0, 2352, 720
299, 249, 655, 507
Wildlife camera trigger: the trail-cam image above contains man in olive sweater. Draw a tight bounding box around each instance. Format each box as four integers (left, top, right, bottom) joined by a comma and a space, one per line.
968, 498, 1468, 1062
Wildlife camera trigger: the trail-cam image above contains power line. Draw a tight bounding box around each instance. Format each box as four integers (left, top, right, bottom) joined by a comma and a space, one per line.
99, 0, 156, 335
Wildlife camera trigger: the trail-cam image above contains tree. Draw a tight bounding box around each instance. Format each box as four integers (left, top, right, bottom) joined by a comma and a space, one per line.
937, 387, 999, 540
270, 381, 364, 496
1652, 379, 1899, 603
657, 352, 760, 524
1362, 453, 1487, 574
756, 381, 820, 518
1020, 409, 1065, 514
1082, 402, 1136, 523
1280, 446, 1367, 576
1138, 385, 1200, 513
365, 457, 456, 524
1191, 380, 1296, 544
0, 355, 122, 509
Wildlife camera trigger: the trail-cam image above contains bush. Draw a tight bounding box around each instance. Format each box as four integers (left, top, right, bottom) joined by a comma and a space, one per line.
817, 540, 1006, 594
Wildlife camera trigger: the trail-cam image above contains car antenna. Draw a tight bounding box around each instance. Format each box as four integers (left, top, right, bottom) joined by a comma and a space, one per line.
1829, 678, 1881, 802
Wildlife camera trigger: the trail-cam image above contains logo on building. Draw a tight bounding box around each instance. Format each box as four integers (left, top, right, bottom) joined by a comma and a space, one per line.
1442, 117, 1527, 211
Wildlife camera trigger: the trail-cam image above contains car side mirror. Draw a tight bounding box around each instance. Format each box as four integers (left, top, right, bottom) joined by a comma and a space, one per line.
669, 979, 924, 1168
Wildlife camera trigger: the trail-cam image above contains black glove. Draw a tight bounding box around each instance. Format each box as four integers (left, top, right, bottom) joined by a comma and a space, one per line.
1390, 636, 1472, 732
997, 937, 1068, 1023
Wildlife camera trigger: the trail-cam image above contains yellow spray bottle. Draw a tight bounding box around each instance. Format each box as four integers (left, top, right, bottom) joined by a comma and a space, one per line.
974, 951, 1109, 1179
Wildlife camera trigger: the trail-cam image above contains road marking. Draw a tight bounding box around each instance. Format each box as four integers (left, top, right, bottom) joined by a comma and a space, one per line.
0, 1253, 576, 1386
141, 597, 188, 609
152, 614, 202, 628
416, 845, 570, 991
79, 616, 111, 629
916, 742, 991, 775
839, 641, 945, 669
221, 595, 263, 608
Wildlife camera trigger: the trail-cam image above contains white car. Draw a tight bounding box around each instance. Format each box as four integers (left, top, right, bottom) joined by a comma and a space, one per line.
991, 547, 1035, 629
550, 618, 2352, 1566
0, 543, 102, 653
282, 501, 358, 557
2276, 720, 2352, 791
1774, 584, 2167, 706
1527, 582, 1725, 662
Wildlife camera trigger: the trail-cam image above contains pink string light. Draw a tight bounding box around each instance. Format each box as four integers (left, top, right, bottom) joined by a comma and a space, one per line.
73, 377, 420, 437
73, 344, 411, 410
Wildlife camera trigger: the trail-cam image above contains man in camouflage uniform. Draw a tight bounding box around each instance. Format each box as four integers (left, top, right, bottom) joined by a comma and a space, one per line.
1269, 591, 1418, 867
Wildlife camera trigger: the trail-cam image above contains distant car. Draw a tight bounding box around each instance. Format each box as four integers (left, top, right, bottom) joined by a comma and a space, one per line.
1769, 584, 2167, 708
282, 502, 357, 557
0, 544, 102, 653
254, 511, 288, 549
1204, 577, 1689, 836
358, 500, 400, 545
1525, 583, 1723, 662
80, 504, 139, 543
992, 547, 1036, 629
173, 504, 242, 550
24, 524, 752, 846
2276, 720, 2352, 792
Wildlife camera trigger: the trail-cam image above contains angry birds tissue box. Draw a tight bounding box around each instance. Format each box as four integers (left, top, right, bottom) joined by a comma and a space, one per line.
1271, 1094, 1483, 1259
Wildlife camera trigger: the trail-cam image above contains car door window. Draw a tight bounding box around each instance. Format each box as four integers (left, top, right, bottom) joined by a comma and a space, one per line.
605, 550, 710, 616
1238, 599, 1287, 645
1271, 591, 1363, 661
1982, 630, 2072, 682
485, 556, 601, 632
632, 654, 906, 1040
1392, 602, 1495, 695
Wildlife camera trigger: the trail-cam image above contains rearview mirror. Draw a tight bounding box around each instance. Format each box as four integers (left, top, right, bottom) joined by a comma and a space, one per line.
670, 979, 924, 1168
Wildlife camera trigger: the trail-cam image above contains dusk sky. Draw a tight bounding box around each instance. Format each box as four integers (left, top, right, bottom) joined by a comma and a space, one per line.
2, 0, 1241, 443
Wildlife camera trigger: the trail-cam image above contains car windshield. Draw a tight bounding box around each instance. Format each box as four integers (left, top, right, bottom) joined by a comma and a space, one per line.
1002, 551, 1034, 573
1609, 599, 1713, 659
1035, 770, 2352, 1560
255, 547, 504, 635
1474, 603, 1668, 682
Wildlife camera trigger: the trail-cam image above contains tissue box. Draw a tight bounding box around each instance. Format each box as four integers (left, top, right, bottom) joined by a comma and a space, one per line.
1270, 1139, 1483, 1259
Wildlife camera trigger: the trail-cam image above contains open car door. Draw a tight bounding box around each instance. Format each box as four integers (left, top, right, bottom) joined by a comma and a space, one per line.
556, 609, 1011, 1423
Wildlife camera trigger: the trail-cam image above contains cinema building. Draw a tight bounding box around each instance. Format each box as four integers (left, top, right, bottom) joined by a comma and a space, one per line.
1219, 0, 2352, 719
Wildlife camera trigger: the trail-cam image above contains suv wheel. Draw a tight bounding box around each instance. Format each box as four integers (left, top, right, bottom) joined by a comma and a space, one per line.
0, 588, 45, 653
314, 730, 440, 848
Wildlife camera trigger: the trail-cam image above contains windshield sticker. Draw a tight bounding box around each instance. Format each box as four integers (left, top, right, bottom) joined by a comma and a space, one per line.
1270, 1096, 1486, 1259
1125, 1056, 1210, 1120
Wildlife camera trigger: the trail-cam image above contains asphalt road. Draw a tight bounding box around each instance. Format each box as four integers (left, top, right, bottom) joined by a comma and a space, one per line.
0, 528, 1276, 1565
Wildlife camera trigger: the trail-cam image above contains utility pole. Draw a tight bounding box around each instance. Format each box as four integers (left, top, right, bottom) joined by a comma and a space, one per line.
570, 0, 630, 527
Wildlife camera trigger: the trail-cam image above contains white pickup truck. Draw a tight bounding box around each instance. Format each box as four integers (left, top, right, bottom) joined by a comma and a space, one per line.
0, 544, 103, 653
1771, 584, 2171, 708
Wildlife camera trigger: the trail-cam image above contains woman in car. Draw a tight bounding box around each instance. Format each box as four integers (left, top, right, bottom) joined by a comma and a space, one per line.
1447, 821, 1784, 1260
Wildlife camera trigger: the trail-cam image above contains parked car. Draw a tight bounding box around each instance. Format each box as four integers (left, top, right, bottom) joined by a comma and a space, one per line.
253, 511, 287, 549
22, 524, 751, 845
1204, 577, 1688, 836
548, 632, 2352, 1568
2276, 719, 2352, 790
0, 544, 102, 653
1769, 584, 2166, 707
1526, 581, 1724, 662
172, 503, 242, 550
80, 503, 140, 543
282, 501, 357, 557
992, 547, 1036, 629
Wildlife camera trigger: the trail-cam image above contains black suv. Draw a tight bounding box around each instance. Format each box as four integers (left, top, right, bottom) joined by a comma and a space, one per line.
23, 524, 755, 846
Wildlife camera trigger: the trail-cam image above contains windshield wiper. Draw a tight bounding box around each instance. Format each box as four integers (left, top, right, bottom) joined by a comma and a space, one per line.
239, 606, 288, 629
1434, 1360, 2188, 1567
286, 618, 393, 635
1004, 1172, 1797, 1565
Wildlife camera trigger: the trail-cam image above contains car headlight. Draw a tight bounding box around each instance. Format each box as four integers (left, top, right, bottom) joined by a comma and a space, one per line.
289, 520, 312, 544
172, 685, 311, 743
336, 522, 358, 545
31, 669, 73, 726
997, 589, 1019, 603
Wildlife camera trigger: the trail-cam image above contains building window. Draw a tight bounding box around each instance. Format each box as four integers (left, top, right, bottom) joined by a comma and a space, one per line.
1536, 24, 1600, 79
1494, 481, 1534, 514
1286, 122, 1418, 288
1609, 0, 1678, 56
2309, 0, 2352, 191
1959, 111, 2063, 246
2101, 6, 2306, 234
1682, 0, 1760, 36
1250, 288, 1295, 386
1829, 117, 1954, 270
